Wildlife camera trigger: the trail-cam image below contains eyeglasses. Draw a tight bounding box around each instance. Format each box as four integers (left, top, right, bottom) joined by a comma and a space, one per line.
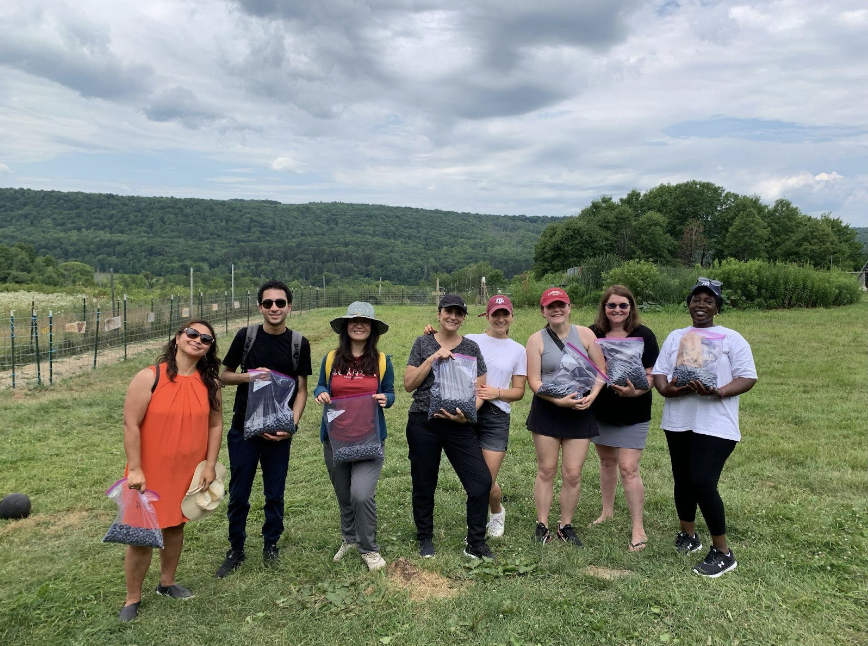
696, 277, 722, 287
184, 328, 214, 345
605, 302, 630, 310
260, 299, 287, 309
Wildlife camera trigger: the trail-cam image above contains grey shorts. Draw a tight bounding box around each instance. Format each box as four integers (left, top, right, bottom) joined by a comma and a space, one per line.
474, 402, 510, 452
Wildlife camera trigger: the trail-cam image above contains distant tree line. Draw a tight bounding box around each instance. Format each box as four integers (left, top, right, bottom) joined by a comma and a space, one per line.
533, 181, 866, 275
0, 189, 556, 286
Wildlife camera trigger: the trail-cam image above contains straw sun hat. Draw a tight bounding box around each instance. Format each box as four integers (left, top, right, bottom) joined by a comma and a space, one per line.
181, 461, 227, 521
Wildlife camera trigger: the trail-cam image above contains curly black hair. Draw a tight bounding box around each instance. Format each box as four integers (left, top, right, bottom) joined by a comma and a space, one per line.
158, 320, 222, 411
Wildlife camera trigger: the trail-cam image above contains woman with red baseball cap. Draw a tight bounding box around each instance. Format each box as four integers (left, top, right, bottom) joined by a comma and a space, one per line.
525, 287, 607, 547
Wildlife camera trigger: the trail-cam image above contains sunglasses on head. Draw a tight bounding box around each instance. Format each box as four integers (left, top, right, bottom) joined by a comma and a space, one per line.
184, 328, 214, 345
606, 302, 630, 310
260, 298, 287, 309
696, 277, 722, 287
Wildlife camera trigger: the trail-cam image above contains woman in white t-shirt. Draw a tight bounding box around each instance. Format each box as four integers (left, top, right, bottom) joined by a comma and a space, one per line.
466, 295, 527, 538
424, 295, 526, 539
652, 278, 757, 578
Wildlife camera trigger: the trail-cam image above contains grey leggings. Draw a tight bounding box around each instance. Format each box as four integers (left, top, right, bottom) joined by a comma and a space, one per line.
323, 440, 384, 553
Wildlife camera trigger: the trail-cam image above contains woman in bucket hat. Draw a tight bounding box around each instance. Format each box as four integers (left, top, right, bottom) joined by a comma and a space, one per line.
314, 302, 394, 571
118, 320, 224, 622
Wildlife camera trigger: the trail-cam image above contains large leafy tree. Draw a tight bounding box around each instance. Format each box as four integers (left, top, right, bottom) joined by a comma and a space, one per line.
724, 208, 770, 261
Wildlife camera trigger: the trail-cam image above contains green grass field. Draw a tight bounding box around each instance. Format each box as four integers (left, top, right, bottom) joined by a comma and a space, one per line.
1, 303, 866, 646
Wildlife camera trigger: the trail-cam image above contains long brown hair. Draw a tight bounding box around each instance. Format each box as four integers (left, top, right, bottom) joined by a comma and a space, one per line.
158, 319, 222, 411
594, 285, 642, 335
331, 321, 381, 377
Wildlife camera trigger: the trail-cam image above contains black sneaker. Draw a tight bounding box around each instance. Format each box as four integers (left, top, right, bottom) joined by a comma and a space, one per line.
557, 523, 583, 547
534, 522, 552, 544
263, 545, 280, 567
693, 547, 737, 578
675, 531, 703, 554
215, 549, 246, 578
464, 541, 496, 560
419, 538, 435, 559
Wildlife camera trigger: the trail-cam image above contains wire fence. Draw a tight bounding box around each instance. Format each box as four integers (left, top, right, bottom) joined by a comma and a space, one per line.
0, 286, 449, 389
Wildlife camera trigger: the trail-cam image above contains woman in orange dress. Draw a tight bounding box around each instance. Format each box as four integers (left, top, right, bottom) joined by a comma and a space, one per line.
118, 320, 223, 622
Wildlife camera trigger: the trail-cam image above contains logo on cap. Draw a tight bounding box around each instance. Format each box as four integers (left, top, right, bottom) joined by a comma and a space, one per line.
495, 297, 504, 304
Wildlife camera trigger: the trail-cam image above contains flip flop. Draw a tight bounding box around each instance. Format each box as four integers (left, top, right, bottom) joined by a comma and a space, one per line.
629, 540, 647, 552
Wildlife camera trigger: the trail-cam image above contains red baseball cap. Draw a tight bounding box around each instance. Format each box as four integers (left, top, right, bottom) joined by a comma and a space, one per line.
540, 287, 570, 307
478, 294, 514, 317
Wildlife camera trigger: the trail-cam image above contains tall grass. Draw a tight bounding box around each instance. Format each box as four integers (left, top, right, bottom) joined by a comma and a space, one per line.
0, 302, 866, 645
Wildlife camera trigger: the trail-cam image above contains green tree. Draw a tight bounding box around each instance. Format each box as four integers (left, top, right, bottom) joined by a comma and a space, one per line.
629, 211, 676, 263
724, 209, 770, 261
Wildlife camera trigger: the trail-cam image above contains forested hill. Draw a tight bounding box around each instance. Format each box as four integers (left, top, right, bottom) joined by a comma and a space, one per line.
0, 188, 559, 283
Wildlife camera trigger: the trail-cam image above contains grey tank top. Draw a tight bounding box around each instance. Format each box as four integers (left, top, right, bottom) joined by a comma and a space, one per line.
540, 326, 583, 379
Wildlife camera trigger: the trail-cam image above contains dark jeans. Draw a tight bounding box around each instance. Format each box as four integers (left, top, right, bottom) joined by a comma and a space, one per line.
664, 430, 736, 536
406, 412, 492, 549
227, 426, 292, 552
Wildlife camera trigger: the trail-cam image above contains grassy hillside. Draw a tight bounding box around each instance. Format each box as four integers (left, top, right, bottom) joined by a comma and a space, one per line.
1, 303, 866, 645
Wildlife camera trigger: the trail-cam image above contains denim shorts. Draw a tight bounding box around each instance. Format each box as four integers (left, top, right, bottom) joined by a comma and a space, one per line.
474, 401, 510, 452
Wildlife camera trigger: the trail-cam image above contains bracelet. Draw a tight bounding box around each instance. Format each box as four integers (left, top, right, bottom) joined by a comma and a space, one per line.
497, 388, 501, 399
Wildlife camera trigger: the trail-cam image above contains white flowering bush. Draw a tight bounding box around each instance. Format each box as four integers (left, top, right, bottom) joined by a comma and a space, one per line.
0, 291, 88, 316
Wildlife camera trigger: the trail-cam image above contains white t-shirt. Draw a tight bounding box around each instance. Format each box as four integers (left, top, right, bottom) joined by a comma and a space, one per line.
651, 325, 757, 442
466, 333, 527, 414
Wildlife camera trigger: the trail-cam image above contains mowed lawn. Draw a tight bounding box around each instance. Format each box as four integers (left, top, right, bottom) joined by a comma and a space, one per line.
1, 302, 866, 646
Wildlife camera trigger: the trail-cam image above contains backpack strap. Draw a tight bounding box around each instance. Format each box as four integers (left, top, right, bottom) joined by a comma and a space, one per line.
240, 324, 259, 372
151, 364, 160, 393
290, 329, 302, 373
325, 350, 337, 385
325, 350, 386, 385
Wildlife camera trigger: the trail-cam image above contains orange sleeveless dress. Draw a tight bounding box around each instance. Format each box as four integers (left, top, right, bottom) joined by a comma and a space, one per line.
127, 363, 211, 528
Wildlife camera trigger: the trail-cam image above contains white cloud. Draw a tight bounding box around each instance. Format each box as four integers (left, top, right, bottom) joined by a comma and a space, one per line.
0, 0, 865, 226
269, 156, 304, 172
0, 163, 12, 174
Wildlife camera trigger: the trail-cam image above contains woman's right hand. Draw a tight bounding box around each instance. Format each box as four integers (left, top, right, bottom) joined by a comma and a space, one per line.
315, 392, 331, 405
659, 376, 692, 398
430, 347, 454, 362
553, 393, 581, 408
127, 468, 146, 491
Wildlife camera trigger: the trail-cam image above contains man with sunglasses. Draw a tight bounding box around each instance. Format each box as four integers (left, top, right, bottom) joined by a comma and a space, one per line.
216, 280, 312, 577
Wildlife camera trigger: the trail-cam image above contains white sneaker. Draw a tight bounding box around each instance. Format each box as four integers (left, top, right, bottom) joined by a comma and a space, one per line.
333, 541, 358, 562
361, 551, 386, 571
487, 506, 506, 538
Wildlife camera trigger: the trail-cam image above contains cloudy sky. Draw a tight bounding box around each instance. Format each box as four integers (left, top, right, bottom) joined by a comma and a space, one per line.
1, 0, 866, 225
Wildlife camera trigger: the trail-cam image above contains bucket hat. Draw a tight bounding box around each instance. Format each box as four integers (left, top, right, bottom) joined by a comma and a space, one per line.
181, 461, 227, 521
329, 301, 389, 334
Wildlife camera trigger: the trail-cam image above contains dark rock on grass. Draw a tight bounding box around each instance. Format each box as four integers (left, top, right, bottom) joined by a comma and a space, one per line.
0, 493, 31, 520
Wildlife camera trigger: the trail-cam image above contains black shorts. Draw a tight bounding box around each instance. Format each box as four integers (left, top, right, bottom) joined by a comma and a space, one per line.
526, 395, 599, 439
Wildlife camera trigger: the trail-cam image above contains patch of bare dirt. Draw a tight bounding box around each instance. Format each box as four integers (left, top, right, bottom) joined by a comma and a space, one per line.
0, 509, 92, 540
585, 565, 631, 580
386, 557, 462, 601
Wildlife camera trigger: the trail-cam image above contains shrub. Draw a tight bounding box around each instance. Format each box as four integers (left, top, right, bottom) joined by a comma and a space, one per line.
602, 261, 660, 303
708, 260, 861, 308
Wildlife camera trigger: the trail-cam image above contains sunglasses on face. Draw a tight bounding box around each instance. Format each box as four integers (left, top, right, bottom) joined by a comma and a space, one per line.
184, 328, 214, 345
260, 299, 287, 309
696, 277, 722, 287
606, 302, 630, 310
